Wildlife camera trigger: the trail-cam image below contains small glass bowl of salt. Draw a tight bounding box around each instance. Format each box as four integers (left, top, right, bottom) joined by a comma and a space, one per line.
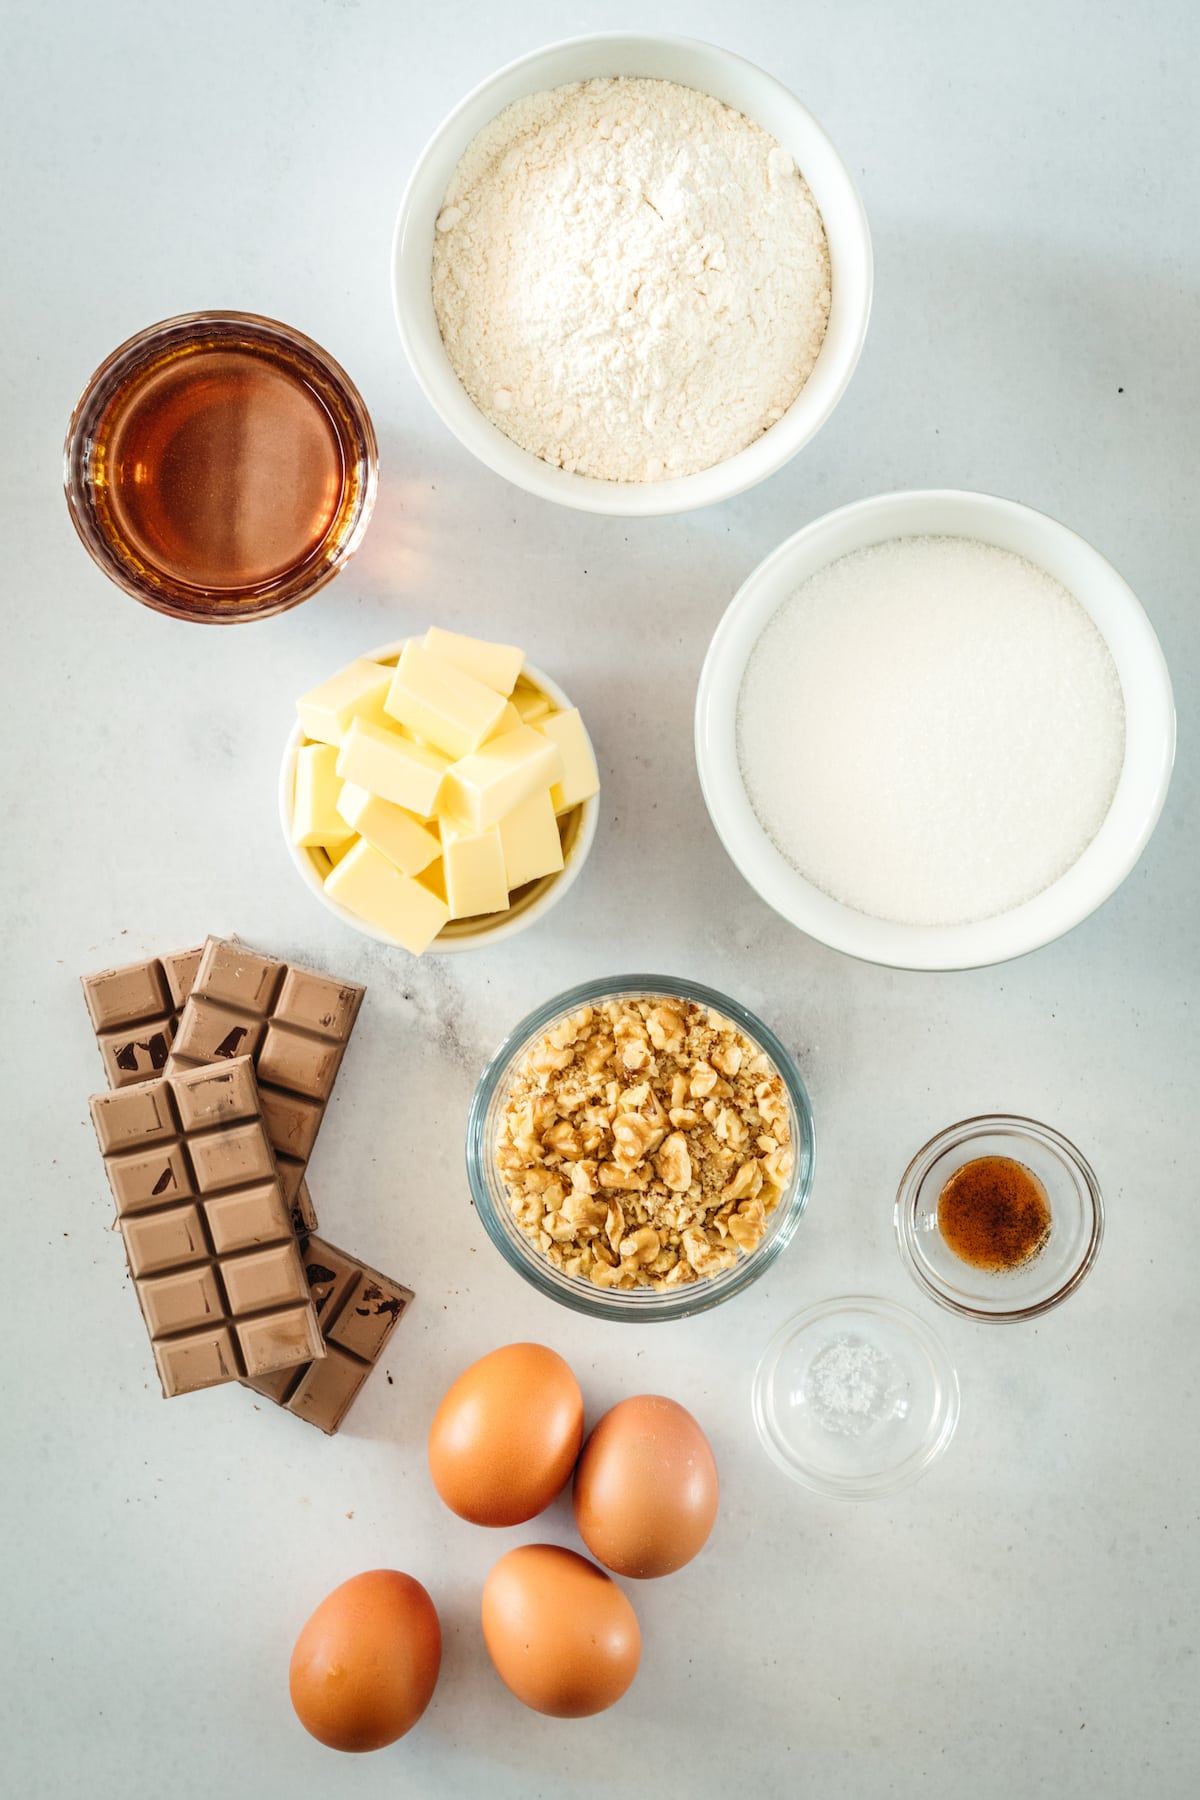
751, 1296, 959, 1499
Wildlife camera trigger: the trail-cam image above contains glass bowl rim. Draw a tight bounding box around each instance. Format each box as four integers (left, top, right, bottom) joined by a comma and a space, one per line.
750, 1292, 961, 1499
893, 1112, 1105, 1322
465, 973, 816, 1321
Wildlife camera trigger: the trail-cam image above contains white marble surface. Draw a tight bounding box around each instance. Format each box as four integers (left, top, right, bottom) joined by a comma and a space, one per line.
3, 2, 1197, 1795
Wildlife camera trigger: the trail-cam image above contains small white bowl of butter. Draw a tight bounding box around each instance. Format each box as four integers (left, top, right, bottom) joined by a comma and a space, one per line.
279, 633, 600, 954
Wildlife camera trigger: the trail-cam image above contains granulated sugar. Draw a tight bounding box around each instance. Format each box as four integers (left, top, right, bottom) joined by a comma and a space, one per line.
737, 536, 1126, 926
432, 77, 830, 483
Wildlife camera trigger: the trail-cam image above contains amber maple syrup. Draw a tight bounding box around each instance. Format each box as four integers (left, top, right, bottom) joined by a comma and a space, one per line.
67, 314, 376, 621
937, 1155, 1051, 1272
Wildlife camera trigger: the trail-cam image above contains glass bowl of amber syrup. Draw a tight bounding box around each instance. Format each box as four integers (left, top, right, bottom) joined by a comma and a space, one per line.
64, 312, 377, 622
894, 1115, 1104, 1321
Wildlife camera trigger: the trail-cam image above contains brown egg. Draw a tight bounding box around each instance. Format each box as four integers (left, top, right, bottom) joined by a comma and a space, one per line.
481, 1544, 641, 1717
289, 1569, 441, 1753
427, 1342, 584, 1527
573, 1394, 719, 1578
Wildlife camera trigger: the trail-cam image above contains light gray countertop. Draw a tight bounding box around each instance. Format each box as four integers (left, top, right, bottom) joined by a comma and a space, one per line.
3, 2, 1196, 1795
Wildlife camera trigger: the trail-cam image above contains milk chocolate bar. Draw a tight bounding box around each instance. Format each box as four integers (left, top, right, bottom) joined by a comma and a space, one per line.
244, 1235, 413, 1434
165, 938, 363, 1213
167, 938, 364, 1227
81, 941, 319, 1235
89, 1057, 325, 1398
81, 947, 204, 1087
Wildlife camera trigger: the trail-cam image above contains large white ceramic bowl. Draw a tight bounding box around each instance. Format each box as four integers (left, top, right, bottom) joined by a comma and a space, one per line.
695, 490, 1176, 970
392, 33, 872, 516
280, 641, 600, 954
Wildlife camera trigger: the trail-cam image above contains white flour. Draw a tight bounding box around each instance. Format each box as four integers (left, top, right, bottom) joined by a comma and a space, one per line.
431, 77, 831, 483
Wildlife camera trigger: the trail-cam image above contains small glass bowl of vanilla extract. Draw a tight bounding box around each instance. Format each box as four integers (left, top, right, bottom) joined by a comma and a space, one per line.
64, 312, 378, 623
894, 1115, 1104, 1321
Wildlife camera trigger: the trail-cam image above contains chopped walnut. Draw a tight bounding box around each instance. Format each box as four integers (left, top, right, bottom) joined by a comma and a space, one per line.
543, 1119, 583, 1160
657, 1132, 692, 1192
620, 1227, 660, 1266
494, 994, 797, 1291
722, 1160, 763, 1204
646, 1005, 687, 1054
612, 1112, 660, 1165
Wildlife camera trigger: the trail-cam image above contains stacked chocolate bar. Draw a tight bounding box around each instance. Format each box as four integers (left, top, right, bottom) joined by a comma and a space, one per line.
82, 937, 413, 1433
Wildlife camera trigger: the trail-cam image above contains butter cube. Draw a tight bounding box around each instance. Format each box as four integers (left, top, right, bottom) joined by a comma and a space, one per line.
440, 725, 564, 832
297, 659, 393, 747
292, 745, 355, 849
499, 788, 565, 891
440, 821, 510, 920
511, 678, 551, 725
537, 709, 600, 813
419, 859, 448, 904
336, 783, 440, 877
325, 840, 450, 954
484, 700, 523, 742
423, 627, 525, 696
310, 834, 357, 877
384, 642, 507, 760
336, 718, 449, 818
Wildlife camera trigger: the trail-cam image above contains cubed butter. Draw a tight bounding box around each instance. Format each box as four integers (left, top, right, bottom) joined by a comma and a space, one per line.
499, 788, 565, 891
336, 782, 440, 877
292, 745, 355, 849
384, 642, 507, 760
423, 627, 525, 696
297, 659, 393, 746
419, 859, 447, 904
511, 678, 551, 725
325, 836, 356, 868
325, 840, 450, 954
484, 700, 523, 742
439, 821, 510, 920
336, 718, 449, 818
537, 709, 600, 813
440, 725, 564, 832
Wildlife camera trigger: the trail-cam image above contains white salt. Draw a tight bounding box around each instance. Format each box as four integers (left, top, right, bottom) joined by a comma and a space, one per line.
736, 536, 1126, 926
803, 1336, 907, 1438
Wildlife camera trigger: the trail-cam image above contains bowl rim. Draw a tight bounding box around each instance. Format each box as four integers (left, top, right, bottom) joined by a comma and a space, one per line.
279, 639, 600, 953
893, 1112, 1105, 1322
391, 30, 873, 516
464, 973, 816, 1321
750, 1293, 961, 1499
695, 486, 1177, 970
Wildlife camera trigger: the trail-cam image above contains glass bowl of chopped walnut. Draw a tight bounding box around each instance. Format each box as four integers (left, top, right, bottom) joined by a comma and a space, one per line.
466, 977, 815, 1320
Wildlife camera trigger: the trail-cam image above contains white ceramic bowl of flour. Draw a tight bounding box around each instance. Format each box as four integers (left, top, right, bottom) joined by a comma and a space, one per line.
695, 491, 1176, 970
392, 34, 872, 515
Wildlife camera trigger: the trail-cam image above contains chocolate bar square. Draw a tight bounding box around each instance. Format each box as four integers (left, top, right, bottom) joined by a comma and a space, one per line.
243, 1235, 413, 1434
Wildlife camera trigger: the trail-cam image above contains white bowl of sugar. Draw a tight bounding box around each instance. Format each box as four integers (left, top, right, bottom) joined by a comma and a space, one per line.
392, 34, 872, 516
695, 490, 1175, 970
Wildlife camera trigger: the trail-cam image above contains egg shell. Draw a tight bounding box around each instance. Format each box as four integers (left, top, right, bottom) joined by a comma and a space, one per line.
427, 1342, 584, 1527
289, 1569, 442, 1753
573, 1394, 719, 1578
481, 1544, 641, 1717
